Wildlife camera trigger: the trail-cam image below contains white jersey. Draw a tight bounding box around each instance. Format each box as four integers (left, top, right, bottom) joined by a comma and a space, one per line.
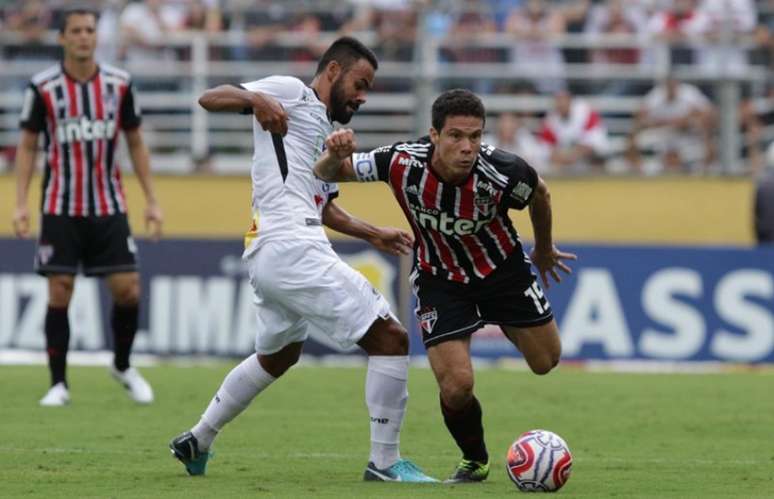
241, 76, 337, 254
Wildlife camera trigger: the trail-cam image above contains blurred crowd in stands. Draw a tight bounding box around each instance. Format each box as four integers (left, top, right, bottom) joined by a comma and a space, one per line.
1, 0, 772, 175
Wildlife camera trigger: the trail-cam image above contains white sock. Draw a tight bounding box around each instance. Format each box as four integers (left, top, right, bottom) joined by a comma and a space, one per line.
191, 354, 276, 451
366, 355, 409, 469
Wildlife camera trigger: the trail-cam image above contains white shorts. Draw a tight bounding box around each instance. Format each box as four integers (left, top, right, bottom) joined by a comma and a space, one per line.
245, 239, 394, 355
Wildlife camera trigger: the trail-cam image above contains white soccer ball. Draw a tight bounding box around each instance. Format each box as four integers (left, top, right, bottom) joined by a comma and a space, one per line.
506, 429, 573, 492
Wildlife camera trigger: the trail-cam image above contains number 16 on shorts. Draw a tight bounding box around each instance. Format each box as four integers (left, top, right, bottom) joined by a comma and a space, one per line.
524, 281, 550, 314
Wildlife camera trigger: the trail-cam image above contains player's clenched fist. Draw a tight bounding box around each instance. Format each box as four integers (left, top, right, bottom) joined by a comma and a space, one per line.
325, 129, 356, 160
253, 94, 288, 136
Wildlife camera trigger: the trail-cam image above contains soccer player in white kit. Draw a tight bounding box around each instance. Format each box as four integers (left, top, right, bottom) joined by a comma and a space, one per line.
169, 37, 437, 483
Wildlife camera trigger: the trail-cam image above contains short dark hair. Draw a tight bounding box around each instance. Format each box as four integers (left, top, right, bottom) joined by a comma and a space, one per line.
315, 36, 378, 75
431, 89, 486, 131
59, 7, 98, 33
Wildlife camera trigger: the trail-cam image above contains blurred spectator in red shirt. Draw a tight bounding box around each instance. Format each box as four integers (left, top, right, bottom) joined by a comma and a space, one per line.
646, 0, 708, 65
539, 90, 610, 173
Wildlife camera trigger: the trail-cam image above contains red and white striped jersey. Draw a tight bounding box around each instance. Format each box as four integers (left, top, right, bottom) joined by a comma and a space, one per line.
19, 63, 142, 217
352, 139, 538, 283
538, 98, 608, 156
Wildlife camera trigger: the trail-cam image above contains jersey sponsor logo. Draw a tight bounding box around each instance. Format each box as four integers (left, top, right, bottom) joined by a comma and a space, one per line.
55, 117, 117, 144
511, 181, 533, 204
419, 306, 438, 333
397, 155, 424, 168
410, 204, 492, 236
370, 417, 389, 424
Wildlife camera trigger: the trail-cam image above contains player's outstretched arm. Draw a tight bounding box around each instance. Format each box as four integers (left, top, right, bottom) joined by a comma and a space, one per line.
322, 201, 413, 256
198, 84, 287, 135
528, 176, 576, 289
12, 129, 38, 238
314, 129, 358, 182
125, 127, 163, 240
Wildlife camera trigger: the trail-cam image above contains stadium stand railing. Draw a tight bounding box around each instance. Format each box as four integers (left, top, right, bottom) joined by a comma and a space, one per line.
0, 29, 771, 175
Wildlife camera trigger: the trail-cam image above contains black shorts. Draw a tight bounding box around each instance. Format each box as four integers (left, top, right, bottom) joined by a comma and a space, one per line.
412, 253, 553, 348
35, 214, 139, 276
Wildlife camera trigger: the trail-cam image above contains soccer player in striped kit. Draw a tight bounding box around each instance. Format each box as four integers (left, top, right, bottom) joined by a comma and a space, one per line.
315, 89, 577, 483
13, 8, 162, 406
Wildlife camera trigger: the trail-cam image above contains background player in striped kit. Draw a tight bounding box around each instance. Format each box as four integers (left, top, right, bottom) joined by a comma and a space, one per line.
12, 8, 162, 406
315, 88, 576, 483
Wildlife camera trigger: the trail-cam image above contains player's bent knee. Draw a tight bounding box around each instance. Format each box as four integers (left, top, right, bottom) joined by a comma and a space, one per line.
48, 276, 75, 307
387, 323, 409, 355
115, 288, 140, 307
529, 353, 560, 375
441, 384, 474, 410
258, 351, 300, 378
439, 373, 474, 409
112, 280, 141, 306
360, 318, 409, 356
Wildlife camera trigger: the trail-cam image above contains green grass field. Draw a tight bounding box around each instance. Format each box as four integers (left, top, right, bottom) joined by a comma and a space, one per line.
1, 363, 773, 498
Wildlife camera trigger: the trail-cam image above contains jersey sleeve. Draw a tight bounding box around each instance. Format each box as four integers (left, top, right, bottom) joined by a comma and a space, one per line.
350, 144, 396, 183
240, 76, 305, 110
485, 146, 539, 210
19, 84, 47, 132
119, 82, 142, 130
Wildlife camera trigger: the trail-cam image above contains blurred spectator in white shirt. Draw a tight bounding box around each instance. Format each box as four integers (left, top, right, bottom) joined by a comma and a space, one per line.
505, 0, 567, 94
184, 0, 223, 33
119, 0, 186, 64
96, 0, 127, 64
342, 0, 416, 62
486, 111, 550, 174
538, 91, 610, 173
694, 0, 757, 76
628, 77, 716, 173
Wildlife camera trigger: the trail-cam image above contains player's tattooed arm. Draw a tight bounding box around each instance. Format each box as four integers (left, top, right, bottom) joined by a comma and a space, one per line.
314, 129, 358, 182
528, 177, 576, 289
198, 84, 288, 135
322, 201, 413, 256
